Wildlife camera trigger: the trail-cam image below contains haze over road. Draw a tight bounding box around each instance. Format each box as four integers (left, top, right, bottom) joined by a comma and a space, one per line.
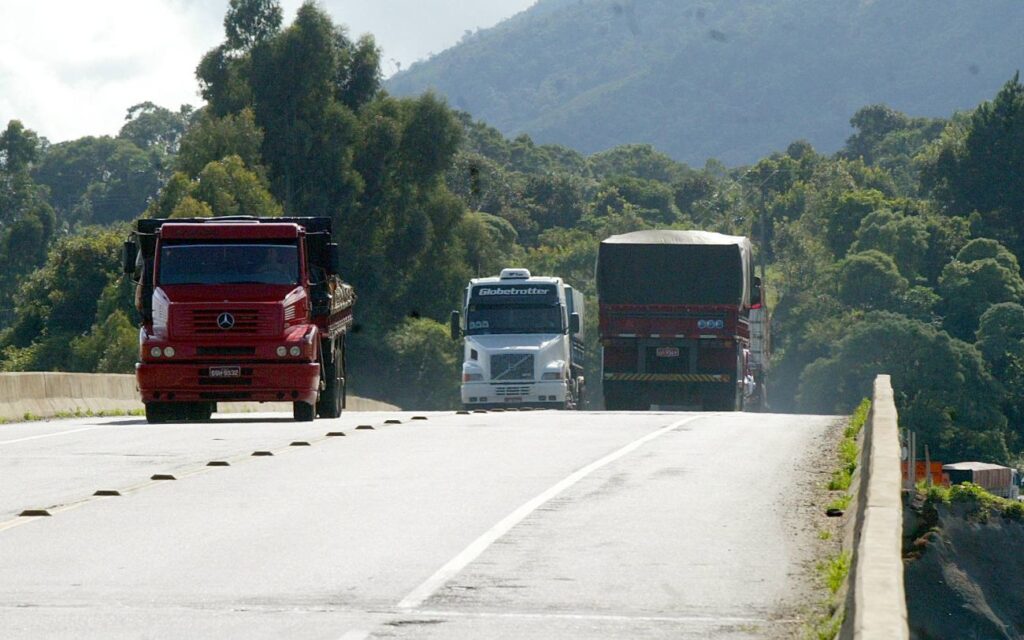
0, 409, 838, 639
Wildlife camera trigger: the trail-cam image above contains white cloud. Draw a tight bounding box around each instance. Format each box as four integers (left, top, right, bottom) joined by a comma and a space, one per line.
0, 0, 536, 143
0, 1, 224, 142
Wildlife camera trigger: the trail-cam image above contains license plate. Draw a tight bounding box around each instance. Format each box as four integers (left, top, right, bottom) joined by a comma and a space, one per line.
209, 366, 241, 378
504, 397, 523, 402
656, 347, 680, 358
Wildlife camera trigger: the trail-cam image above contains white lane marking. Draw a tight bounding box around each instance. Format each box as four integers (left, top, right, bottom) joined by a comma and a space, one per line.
0, 425, 116, 446
396, 415, 703, 610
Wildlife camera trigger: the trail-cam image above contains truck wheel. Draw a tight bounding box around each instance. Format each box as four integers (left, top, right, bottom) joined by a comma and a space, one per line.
317, 372, 343, 419
145, 402, 171, 424
317, 342, 344, 419
293, 401, 315, 422
185, 402, 214, 422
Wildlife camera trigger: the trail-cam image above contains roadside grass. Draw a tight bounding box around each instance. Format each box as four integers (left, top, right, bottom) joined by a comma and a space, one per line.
805, 398, 871, 640
923, 481, 1024, 523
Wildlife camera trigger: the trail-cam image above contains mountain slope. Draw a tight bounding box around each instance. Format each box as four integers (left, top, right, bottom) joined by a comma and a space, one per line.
387, 0, 1024, 165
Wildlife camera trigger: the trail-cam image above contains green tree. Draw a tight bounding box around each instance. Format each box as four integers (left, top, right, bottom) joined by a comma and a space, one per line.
33, 136, 164, 225
175, 108, 266, 178
798, 312, 1008, 463
224, 0, 283, 51
1, 228, 126, 372
836, 250, 908, 312
0, 121, 54, 329
844, 104, 910, 164
602, 176, 680, 225
118, 102, 194, 153
849, 208, 929, 280
976, 302, 1024, 378
823, 189, 889, 258
382, 317, 460, 409
587, 144, 689, 182
146, 156, 281, 219
939, 239, 1024, 340
0, 120, 41, 173
923, 74, 1024, 254
193, 155, 283, 217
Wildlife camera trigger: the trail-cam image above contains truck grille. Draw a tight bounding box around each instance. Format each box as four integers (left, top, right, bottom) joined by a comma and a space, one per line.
495, 385, 532, 396
490, 354, 534, 381
196, 346, 256, 356
172, 307, 280, 338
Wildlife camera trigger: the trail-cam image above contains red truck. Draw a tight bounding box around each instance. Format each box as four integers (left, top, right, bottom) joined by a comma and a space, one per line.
123, 216, 354, 423
597, 230, 768, 411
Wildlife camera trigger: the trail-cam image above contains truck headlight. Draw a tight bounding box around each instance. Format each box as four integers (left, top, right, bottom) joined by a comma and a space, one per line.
163, 346, 175, 357
463, 373, 483, 382
276, 346, 287, 357
150, 347, 163, 358
542, 371, 563, 380
289, 346, 301, 357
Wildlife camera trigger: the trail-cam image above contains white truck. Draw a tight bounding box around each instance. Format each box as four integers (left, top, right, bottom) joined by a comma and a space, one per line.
451, 268, 584, 410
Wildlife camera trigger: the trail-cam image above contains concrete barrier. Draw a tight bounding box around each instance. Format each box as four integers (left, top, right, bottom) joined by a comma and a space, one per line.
841, 374, 908, 639
0, 372, 397, 422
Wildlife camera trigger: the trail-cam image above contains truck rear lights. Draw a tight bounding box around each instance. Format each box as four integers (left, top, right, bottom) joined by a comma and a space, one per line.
697, 319, 725, 330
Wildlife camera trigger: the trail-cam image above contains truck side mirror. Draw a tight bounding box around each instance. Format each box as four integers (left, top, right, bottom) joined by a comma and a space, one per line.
123, 240, 138, 275
570, 312, 581, 334
328, 244, 341, 274
450, 310, 461, 340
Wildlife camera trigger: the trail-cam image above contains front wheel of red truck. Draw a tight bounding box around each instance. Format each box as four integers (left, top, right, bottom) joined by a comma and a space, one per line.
145, 402, 173, 424
293, 401, 315, 422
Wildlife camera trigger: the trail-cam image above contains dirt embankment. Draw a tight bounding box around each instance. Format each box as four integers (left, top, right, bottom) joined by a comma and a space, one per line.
904, 501, 1024, 639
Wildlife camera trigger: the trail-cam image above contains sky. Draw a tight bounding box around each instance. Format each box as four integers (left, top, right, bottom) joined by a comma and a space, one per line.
0, 0, 536, 144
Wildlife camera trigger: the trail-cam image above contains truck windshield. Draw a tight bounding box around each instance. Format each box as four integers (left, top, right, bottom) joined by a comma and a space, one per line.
158, 243, 299, 286
466, 303, 563, 335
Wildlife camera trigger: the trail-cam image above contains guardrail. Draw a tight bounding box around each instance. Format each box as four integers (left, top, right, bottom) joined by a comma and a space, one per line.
841, 374, 908, 639
0, 372, 397, 422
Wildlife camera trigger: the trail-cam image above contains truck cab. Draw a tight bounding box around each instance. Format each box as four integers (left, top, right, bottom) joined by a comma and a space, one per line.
451, 268, 584, 410
124, 216, 354, 423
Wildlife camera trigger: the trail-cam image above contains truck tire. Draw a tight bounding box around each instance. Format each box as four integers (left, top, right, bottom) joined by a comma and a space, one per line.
317, 340, 344, 419
145, 402, 172, 424
293, 401, 315, 422
185, 402, 214, 422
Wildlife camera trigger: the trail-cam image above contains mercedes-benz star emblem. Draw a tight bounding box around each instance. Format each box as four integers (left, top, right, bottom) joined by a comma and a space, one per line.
217, 312, 235, 330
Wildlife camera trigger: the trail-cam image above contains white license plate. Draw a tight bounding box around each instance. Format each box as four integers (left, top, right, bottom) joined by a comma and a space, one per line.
209, 366, 241, 378
656, 347, 680, 358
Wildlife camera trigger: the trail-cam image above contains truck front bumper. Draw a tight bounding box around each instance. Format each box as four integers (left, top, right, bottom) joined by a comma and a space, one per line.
461, 380, 568, 408
137, 362, 320, 404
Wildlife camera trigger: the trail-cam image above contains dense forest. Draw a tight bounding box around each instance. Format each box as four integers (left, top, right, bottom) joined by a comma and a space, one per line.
387, 0, 1024, 165
2, 1, 1024, 468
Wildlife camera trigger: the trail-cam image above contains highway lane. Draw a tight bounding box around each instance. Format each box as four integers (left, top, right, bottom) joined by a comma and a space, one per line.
0, 409, 839, 639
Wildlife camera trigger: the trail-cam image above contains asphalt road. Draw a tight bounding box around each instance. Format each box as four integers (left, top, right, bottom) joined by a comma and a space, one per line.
0, 409, 839, 639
